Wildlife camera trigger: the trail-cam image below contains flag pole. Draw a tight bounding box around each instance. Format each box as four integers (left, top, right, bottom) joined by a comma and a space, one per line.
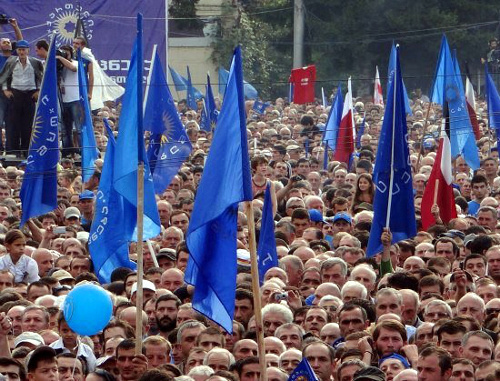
135, 13, 145, 355
386, 46, 399, 228
245, 202, 267, 381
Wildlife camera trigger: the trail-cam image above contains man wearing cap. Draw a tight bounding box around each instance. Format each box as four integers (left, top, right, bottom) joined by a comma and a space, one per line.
63, 206, 81, 227
78, 190, 95, 230
353, 366, 386, 381
156, 248, 177, 270
332, 213, 352, 234
0, 39, 43, 156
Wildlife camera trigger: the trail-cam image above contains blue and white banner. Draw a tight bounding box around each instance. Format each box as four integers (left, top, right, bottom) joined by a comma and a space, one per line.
2, 0, 166, 84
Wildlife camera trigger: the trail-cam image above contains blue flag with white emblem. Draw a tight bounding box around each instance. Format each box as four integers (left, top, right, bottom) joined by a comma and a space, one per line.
89, 120, 137, 283
258, 183, 278, 285
20, 37, 58, 226
78, 50, 99, 182
113, 18, 161, 241
185, 46, 253, 333
288, 358, 319, 381
430, 35, 479, 169
253, 100, 270, 115
367, 45, 416, 257
144, 50, 193, 194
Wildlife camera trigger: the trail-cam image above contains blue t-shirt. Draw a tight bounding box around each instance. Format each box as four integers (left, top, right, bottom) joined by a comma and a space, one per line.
468, 200, 480, 216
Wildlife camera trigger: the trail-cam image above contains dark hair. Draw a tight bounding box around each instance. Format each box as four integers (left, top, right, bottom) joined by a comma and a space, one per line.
471, 174, 488, 187
419, 275, 445, 295
110, 267, 134, 282
0, 357, 26, 381
35, 40, 49, 50
436, 320, 467, 342
89, 369, 118, 381
116, 339, 145, 356
232, 356, 260, 377
469, 236, 493, 255
291, 208, 310, 221
137, 370, 173, 381
5, 229, 25, 245
419, 344, 452, 375
387, 272, 419, 292
27, 346, 57, 372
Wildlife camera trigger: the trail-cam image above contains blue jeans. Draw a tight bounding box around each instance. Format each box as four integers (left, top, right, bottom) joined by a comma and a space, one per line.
62, 101, 83, 156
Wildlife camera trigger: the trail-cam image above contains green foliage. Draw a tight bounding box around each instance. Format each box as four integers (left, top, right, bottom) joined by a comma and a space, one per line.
170, 0, 202, 30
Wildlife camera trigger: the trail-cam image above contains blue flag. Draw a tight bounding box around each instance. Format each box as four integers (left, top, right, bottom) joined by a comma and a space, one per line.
322, 83, 343, 152
20, 37, 58, 226
185, 46, 253, 332
430, 35, 479, 169
253, 100, 270, 115
258, 183, 278, 285
186, 66, 198, 110
452, 49, 465, 95
200, 73, 218, 132
89, 120, 137, 283
144, 50, 193, 194
78, 50, 99, 183
388, 43, 412, 115
113, 18, 161, 241
289, 358, 319, 381
323, 144, 328, 170
218, 66, 258, 99
356, 112, 366, 149
485, 64, 500, 148
169, 65, 188, 92
367, 45, 416, 257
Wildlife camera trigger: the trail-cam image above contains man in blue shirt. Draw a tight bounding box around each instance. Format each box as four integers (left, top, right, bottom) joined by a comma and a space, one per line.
468, 175, 489, 216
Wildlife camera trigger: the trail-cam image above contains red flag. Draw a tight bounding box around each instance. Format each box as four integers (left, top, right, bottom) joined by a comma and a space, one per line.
421, 103, 457, 229
334, 77, 354, 164
465, 75, 480, 141
374, 65, 384, 107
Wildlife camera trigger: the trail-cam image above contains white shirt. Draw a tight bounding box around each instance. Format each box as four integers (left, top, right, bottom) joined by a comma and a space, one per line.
50, 337, 97, 371
61, 60, 79, 103
0, 254, 39, 283
10, 57, 36, 91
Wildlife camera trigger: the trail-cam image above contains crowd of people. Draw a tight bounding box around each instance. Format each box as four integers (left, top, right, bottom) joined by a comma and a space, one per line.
2, 15, 500, 381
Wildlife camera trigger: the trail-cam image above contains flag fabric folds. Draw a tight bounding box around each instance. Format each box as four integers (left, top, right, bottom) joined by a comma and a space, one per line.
185, 46, 252, 333
78, 50, 99, 182
252, 100, 270, 115
218, 66, 258, 99
388, 43, 412, 115
288, 358, 319, 381
169, 65, 188, 92
144, 50, 193, 194
20, 38, 58, 226
485, 64, 500, 148
186, 66, 198, 110
430, 35, 479, 170
421, 103, 457, 230
333, 78, 354, 164
321, 87, 328, 107
367, 46, 416, 257
257, 183, 278, 285
374, 65, 384, 107
200, 73, 218, 132
89, 120, 137, 283
113, 32, 161, 240
323, 83, 343, 153
465, 72, 481, 141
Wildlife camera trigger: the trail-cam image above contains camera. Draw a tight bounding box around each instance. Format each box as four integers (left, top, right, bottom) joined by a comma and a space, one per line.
55, 48, 70, 72
0, 14, 10, 25
274, 292, 288, 301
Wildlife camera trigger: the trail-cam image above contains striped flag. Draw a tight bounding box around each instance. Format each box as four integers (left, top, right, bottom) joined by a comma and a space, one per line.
374, 65, 384, 106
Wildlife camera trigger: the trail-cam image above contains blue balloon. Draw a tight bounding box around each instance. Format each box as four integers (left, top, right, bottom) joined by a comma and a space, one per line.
62, 283, 113, 336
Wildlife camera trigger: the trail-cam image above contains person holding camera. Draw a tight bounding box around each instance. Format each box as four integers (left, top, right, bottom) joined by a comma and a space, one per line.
56, 45, 82, 158
0, 39, 43, 157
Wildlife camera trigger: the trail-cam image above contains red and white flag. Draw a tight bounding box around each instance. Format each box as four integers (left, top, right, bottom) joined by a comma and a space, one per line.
334, 77, 354, 164
465, 74, 481, 141
421, 103, 457, 229
374, 65, 384, 107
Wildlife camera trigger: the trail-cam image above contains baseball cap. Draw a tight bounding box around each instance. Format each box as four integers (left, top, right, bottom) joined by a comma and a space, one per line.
333, 212, 352, 224
464, 233, 478, 248
379, 353, 411, 369
64, 207, 81, 220
131, 280, 156, 295
16, 40, 29, 49
286, 144, 300, 151
308, 209, 325, 223
14, 332, 45, 348
157, 248, 177, 261
51, 269, 75, 282
79, 190, 95, 200
95, 355, 116, 367
353, 366, 386, 381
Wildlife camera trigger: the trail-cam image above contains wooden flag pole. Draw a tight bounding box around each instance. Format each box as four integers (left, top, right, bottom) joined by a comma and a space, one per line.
415, 100, 434, 172
433, 179, 440, 205
245, 201, 267, 381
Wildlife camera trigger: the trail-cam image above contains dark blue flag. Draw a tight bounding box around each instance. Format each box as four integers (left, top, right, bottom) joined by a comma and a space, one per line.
258, 183, 278, 285
322, 83, 343, 152
144, 50, 193, 194
218, 66, 257, 99
367, 45, 416, 257
20, 37, 58, 226
78, 50, 99, 182
185, 46, 253, 333
288, 358, 319, 381
356, 112, 366, 149
253, 100, 270, 115
323, 144, 328, 170
113, 17, 161, 240
452, 49, 465, 95
200, 73, 218, 132
89, 120, 137, 283
430, 35, 479, 169
168, 65, 188, 92
485, 64, 500, 148
186, 66, 198, 110
388, 43, 412, 115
